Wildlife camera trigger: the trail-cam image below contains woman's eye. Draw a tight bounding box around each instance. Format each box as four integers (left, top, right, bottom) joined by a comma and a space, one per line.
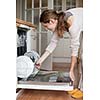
44, 26, 47, 28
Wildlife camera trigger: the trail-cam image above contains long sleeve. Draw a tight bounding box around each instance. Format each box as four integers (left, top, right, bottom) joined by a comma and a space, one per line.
46, 33, 60, 53
35, 33, 59, 65
67, 8, 83, 57
69, 23, 82, 57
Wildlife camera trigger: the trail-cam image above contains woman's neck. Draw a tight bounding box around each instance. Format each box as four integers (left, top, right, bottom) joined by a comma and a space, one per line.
67, 16, 73, 28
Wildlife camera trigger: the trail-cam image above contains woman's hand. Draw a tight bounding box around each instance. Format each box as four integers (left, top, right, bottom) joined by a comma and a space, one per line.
35, 50, 51, 69
35, 63, 41, 69
35, 57, 43, 69
70, 56, 77, 81
35, 59, 42, 69
35, 61, 41, 69
69, 69, 75, 81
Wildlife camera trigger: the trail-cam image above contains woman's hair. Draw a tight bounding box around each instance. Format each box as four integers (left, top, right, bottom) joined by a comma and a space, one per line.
40, 9, 69, 38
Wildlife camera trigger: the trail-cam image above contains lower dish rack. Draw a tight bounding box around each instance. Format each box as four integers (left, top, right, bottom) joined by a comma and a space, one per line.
17, 70, 73, 91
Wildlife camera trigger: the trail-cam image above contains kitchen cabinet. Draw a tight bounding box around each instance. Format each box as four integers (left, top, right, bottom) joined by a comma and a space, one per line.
16, 18, 37, 56
53, 32, 71, 63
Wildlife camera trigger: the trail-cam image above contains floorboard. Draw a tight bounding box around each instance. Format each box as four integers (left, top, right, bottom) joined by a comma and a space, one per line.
17, 89, 83, 100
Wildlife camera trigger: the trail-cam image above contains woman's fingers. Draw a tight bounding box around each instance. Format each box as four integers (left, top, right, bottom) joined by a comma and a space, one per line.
35, 63, 41, 69
70, 70, 75, 81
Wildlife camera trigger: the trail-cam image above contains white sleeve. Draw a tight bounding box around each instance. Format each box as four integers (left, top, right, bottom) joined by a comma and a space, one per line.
70, 27, 81, 57
46, 33, 59, 53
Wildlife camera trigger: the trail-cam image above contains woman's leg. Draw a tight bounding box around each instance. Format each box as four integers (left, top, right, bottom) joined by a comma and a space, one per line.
78, 32, 83, 91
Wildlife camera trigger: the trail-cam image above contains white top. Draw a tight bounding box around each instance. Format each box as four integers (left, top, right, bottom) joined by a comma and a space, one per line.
46, 8, 83, 57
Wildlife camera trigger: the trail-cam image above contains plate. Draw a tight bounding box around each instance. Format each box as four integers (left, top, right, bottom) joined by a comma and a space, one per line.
17, 51, 40, 79
16, 56, 34, 78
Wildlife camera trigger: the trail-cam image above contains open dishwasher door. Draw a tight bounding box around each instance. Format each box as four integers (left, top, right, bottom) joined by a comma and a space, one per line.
16, 51, 73, 91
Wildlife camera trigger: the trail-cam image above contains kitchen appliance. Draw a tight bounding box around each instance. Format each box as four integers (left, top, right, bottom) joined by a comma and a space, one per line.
16, 50, 40, 79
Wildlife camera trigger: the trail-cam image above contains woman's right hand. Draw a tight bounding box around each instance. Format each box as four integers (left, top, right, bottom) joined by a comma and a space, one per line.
34, 50, 50, 69
35, 57, 43, 69
35, 63, 41, 69
35, 60, 41, 69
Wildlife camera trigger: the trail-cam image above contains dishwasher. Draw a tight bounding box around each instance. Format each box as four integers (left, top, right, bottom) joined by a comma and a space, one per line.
16, 50, 73, 91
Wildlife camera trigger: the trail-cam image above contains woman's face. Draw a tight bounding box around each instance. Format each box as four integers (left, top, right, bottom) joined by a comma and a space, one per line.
41, 19, 58, 32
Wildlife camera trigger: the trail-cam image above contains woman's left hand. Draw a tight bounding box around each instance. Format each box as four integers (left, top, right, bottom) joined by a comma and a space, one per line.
69, 69, 75, 81
35, 63, 41, 69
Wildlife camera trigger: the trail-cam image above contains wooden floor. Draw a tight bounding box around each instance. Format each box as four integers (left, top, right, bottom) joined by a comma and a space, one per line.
17, 89, 82, 100
16, 62, 83, 100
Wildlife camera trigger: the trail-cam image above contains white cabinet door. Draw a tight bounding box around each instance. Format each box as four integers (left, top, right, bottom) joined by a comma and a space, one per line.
53, 32, 71, 63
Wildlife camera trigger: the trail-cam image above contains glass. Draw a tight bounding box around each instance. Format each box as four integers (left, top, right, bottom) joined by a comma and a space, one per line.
42, 0, 48, 7
27, 0, 32, 9
34, 0, 39, 8
26, 10, 32, 22
54, 0, 62, 6
66, 0, 76, 9
54, 6, 62, 11
34, 9, 39, 30
72, 0, 76, 6
54, 0, 62, 11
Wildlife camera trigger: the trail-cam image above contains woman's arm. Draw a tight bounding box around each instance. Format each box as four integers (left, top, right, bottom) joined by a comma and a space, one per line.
35, 50, 50, 69
70, 56, 77, 81
35, 33, 59, 68
69, 27, 81, 81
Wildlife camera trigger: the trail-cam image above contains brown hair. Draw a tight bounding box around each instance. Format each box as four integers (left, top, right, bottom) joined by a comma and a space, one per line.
40, 9, 69, 38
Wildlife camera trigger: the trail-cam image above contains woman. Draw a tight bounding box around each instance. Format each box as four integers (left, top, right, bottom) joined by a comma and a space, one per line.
35, 7, 83, 98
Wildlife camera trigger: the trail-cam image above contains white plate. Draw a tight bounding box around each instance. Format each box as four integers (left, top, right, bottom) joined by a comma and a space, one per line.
16, 56, 34, 78
24, 51, 40, 77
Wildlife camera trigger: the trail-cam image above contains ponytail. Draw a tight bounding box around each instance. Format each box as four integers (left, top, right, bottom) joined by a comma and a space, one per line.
56, 12, 65, 38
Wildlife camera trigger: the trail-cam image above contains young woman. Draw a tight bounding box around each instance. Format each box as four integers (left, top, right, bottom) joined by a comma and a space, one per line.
35, 7, 83, 98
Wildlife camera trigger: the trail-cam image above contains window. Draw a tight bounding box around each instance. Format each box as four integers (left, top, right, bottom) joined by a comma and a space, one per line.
24, 0, 76, 30
42, 0, 48, 7
27, 0, 32, 9
54, 0, 62, 11
24, 0, 48, 31
66, 0, 76, 9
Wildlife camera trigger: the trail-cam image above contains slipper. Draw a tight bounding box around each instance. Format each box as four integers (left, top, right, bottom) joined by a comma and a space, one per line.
68, 89, 79, 95
68, 89, 83, 99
